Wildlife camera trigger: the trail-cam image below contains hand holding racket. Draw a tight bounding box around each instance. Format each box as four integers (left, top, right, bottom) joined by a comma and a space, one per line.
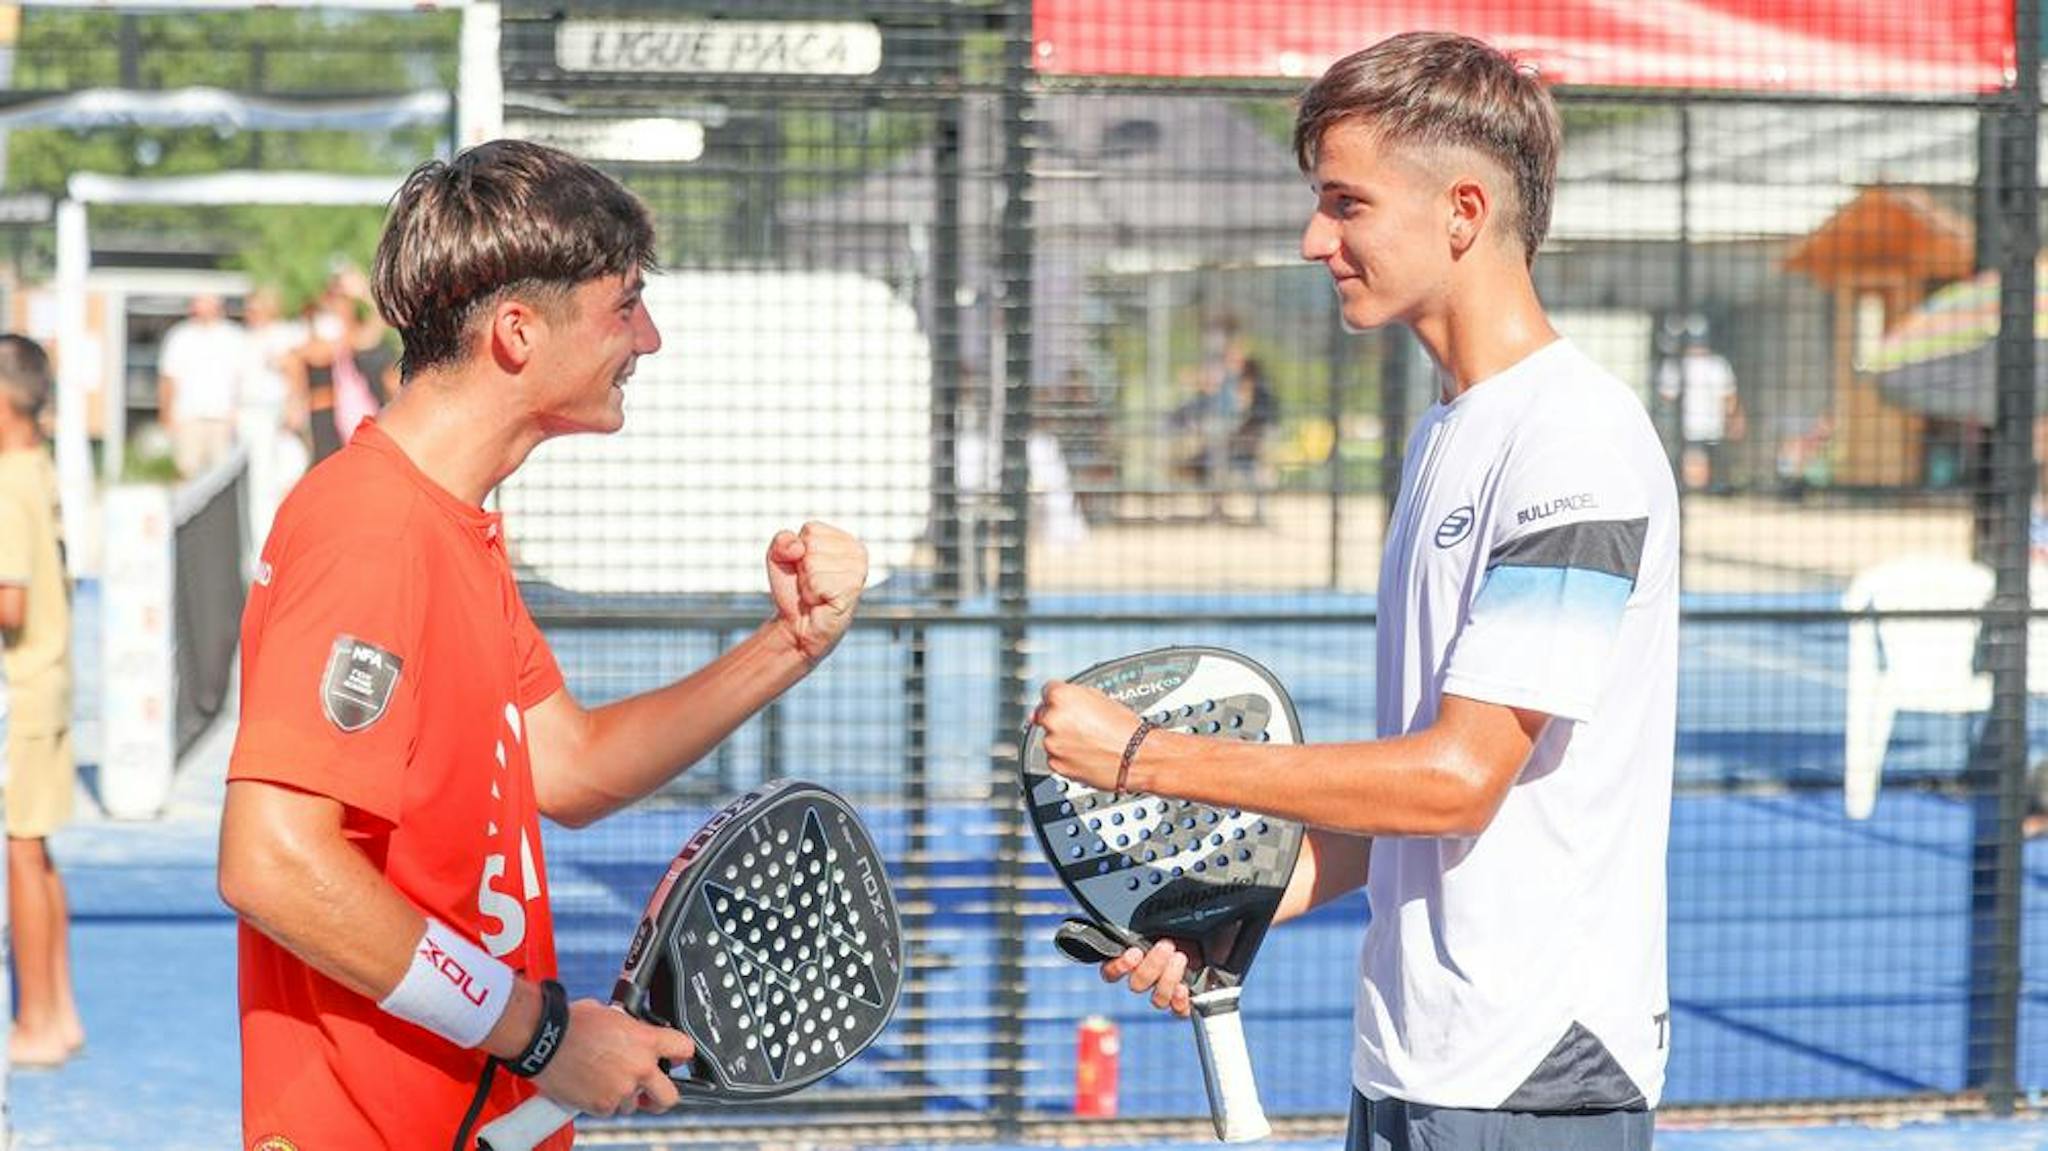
477, 780, 905, 1151
1023, 647, 1305, 1144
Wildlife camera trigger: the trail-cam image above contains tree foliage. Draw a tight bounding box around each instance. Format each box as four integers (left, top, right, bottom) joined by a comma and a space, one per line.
6, 8, 457, 295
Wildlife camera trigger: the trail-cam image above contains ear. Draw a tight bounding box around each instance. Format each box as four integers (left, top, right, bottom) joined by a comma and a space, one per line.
1447, 176, 1490, 257
486, 297, 547, 373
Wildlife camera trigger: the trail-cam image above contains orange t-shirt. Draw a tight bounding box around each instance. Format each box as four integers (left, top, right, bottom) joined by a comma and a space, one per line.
229, 421, 571, 1151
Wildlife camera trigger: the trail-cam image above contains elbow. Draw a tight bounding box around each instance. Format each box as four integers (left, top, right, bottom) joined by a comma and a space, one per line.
218, 823, 311, 926
532, 776, 608, 830
217, 842, 269, 922
541, 799, 599, 831
1412, 761, 1513, 839
1429, 802, 1500, 839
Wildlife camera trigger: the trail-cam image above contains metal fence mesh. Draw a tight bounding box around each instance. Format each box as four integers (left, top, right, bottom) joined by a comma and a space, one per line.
489, 0, 2047, 1140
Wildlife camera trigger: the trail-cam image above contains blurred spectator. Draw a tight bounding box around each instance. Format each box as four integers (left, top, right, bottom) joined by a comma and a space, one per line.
1775, 412, 1834, 498
239, 288, 310, 550
293, 266, 392, 465
1043, 367, 1112, 520
1656, 328, 1744, 492
328, 265, 391, 448
1171, 319, 1244, 483
1172, 317, 1273, 519
1227, 355, 1277, 520
157, 293, 247, 478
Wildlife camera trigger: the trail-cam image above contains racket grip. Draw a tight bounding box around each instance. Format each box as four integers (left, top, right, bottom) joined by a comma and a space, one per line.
1190, 985, 1270, 1144
475, 1095, 578, 1151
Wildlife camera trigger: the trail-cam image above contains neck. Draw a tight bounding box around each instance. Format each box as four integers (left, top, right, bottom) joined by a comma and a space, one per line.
0, 418, 37, 452
1408, 255, 1557, 403
372, 371, 544, 506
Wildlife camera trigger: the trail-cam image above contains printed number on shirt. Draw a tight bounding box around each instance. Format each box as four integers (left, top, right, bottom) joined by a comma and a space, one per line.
477, 700, 540, 958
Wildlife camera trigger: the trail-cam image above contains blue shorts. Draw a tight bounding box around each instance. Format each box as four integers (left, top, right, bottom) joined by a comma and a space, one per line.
1346, 1090, 1654, 1151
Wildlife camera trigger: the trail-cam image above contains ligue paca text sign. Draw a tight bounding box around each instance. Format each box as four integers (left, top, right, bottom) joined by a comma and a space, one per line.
557, 20, 883, 76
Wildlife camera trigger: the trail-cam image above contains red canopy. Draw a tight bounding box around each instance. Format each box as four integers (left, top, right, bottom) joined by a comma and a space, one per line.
1031, 0, 2014, 95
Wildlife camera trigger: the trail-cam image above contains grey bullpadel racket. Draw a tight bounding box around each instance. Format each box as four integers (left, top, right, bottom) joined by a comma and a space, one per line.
1020, 646, 1304, 1143
476, 779, 905, 1151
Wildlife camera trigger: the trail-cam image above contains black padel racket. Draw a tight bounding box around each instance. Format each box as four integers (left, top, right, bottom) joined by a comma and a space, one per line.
477, 779, 904, 1151
1021, 646, 1304, 1143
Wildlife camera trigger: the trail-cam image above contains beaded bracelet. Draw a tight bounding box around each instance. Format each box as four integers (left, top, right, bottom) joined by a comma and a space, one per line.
1115, 718, 1158, 800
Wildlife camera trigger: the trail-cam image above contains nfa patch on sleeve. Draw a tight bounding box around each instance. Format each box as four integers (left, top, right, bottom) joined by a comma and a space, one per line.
321, 635, 404, 733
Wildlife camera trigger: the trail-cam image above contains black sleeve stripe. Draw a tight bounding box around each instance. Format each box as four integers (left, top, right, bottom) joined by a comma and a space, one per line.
1488, 517, 1649, 582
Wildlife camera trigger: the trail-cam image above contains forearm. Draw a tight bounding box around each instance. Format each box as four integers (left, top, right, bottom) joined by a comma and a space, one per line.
1274, 827, 1371, 925
232, 849, 418, 1001
218, 783, 544, 1058
541, 619, 813, 826
1125, 727, 1501, 838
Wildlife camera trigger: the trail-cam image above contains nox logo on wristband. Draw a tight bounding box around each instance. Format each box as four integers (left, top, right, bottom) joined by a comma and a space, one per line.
508, 979, 570, 1079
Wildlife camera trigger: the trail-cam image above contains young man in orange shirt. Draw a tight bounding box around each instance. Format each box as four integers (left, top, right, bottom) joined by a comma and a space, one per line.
217, 140, 870, 1150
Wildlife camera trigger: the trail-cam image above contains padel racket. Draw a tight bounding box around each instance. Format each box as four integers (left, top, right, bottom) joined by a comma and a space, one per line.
1021, 646, 1304, 1143
476, 779, 904, 1151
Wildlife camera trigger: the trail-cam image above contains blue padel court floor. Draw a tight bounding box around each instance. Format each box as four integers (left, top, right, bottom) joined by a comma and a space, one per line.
21, 742, 2048, 1149
21, 584, 2048, 1147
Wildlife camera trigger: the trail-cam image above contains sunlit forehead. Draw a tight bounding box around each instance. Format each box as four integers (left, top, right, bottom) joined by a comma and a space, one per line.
614, 269, 646, 307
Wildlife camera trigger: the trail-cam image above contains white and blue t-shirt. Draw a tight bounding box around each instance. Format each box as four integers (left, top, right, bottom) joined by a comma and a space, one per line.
1355, 338, 1679, 1112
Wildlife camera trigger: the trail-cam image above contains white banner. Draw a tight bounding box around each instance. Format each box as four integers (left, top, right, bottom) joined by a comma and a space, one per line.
99, 485, 175, 821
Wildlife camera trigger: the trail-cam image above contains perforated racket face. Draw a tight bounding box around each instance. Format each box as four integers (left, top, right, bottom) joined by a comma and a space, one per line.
1022, 647, 1305, 979
614, 781, 903, 1102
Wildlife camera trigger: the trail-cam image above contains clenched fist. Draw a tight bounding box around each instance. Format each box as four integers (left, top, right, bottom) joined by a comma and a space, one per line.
1033, 680, 1149, 793
766, 522, 868, 666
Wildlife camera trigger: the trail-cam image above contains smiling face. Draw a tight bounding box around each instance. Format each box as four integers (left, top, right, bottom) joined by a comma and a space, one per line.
529, 269, 662, 436
1299, 120, 1460, 334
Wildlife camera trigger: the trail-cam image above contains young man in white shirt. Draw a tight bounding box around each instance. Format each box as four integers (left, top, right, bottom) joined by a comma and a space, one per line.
1035, 32, 1678, 1151
156, 293, 247, 478
1656, 333, 1744, 492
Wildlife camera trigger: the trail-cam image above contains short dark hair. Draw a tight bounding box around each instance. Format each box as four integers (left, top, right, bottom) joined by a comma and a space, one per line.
1294, 32, 1562, 264
0, 334, 52, 419
372, 139, 657, 379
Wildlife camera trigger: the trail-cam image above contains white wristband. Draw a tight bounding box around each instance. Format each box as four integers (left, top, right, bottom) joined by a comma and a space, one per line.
378, 917, 514, 1049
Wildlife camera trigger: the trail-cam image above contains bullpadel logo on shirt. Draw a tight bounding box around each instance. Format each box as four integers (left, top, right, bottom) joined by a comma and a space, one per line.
320, 635, 404, 733
1435, 505, 1475, 548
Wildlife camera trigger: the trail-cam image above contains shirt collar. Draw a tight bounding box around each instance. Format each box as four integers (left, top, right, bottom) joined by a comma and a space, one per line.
349, 418, 505, 546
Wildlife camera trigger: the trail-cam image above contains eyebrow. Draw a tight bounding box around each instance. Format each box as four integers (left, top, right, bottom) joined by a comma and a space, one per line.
615, 276, 644, 306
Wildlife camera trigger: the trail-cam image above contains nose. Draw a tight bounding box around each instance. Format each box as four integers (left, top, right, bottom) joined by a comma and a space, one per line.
634, 301, 662, 355
1301, 210, 1338, 263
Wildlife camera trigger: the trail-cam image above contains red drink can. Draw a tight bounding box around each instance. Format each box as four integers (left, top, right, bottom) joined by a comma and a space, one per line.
1075, 1014, 1121, 1117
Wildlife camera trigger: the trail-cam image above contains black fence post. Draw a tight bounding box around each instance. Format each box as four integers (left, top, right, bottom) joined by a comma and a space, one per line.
932, 34, 965, 605
1965, 0, 2038, 1112
989, 0, 1037, 1135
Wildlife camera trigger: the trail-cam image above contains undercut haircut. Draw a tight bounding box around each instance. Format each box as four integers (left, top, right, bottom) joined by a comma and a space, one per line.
1294, 32, 1562, 264
372, 139, 657, 379
0, 334, 52, 419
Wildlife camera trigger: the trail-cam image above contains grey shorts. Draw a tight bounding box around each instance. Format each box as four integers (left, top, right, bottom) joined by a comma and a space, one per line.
1347, 1090, 1654, 1151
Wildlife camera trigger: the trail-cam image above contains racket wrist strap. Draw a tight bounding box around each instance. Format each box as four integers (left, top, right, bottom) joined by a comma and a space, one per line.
1116, 718, 1158, 799
378, 916, 514, 1049
502, 978, 570, 1079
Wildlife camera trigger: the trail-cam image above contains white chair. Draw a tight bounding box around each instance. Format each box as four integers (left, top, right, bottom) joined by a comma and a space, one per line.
1842, 556, 1995, 820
